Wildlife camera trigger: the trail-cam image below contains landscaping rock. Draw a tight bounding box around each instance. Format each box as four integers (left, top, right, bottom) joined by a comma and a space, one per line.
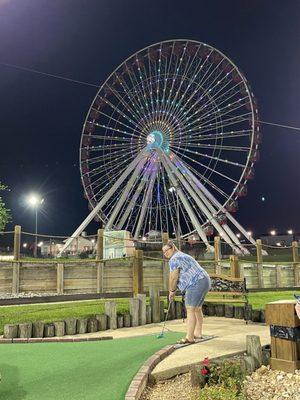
44, 324, 55, 337
245, 304, 252, 321
260, 310, 265, 323
136, 294, 146, 325
224, 304, 234, 318
87, 317, 98, 333
146, 305, 152, 324
65, 318, 77, 335
54, 321, 65, 336
234, 305, 245, 319
105, 301, 117, 329
96, 314, 107, 330
190, 365, 207, 388
4, 324, 18, 339
262, 345, 271, 366
160, 301, 165, 321
215, 304, 225, 317
117, 315, 124, 328
129, 298, 140, 327
123, 313, 131, 328
202, 304, 208, 316
32, 322, 44, 338
169, 301, 176, 320
18, 323, 32, 338
246, 335, 263, 370
77, 318, 88, 334
175, 301, 183, 319
207, 304, 215, 316
244, 366, 300, 399
251, 309, 261, 323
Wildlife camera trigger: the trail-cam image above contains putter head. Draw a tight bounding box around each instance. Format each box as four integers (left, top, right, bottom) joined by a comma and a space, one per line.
156, 333, 164, 339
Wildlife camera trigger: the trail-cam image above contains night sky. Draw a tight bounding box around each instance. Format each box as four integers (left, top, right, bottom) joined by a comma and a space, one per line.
0, 0, 300, 237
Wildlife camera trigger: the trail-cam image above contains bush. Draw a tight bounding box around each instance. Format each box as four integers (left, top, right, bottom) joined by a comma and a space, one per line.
79, 252, 89, 259
199, 384, 246, 400
208, 359, 245, 393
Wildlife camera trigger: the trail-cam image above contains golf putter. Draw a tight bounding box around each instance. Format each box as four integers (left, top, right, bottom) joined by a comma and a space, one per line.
157, 300, 172, 339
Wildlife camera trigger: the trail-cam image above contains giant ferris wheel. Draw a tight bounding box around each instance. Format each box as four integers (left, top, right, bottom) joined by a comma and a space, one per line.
60, 39, 261, 255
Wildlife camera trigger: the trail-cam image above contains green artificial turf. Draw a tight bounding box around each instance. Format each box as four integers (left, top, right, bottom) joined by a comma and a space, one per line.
0, 333, 183, 400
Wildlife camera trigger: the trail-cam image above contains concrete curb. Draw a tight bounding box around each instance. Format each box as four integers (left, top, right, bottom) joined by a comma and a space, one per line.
125, 345, 175, 400
0, 336, 113, 344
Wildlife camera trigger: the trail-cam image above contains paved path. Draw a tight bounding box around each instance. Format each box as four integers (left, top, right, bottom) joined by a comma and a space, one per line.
57, 316, 269, 381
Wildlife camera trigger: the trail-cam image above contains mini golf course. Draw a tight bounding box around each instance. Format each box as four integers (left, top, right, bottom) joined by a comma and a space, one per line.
0, 332, 183, 400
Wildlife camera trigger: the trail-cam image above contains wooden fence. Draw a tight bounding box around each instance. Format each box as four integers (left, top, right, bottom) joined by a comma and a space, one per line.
0, 226, 299, 295
0, 254, 299, 295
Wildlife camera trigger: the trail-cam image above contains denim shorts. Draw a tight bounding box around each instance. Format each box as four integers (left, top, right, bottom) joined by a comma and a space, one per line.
185, 275, 211, 307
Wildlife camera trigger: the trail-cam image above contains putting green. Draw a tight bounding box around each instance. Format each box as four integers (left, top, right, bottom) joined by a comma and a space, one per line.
0, 332, 183, 400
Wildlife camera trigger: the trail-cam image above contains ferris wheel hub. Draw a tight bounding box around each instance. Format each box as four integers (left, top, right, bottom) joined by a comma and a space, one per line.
146, 130, 169, 153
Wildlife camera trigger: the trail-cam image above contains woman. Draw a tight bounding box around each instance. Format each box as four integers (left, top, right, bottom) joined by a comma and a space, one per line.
162, 242, 211, 344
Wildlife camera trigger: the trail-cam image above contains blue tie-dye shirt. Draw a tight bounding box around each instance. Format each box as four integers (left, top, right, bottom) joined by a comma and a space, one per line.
169, 251, 209, 292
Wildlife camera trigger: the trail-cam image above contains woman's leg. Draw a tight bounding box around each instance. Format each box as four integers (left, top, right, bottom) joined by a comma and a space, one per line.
186, 306, 196, 341
194, 307, 203, 338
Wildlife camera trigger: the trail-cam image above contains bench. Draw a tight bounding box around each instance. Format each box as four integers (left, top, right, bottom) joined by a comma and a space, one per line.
204, 274, 249, 322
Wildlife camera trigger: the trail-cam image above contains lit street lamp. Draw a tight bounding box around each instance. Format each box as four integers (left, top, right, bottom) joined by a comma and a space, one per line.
27, 194, 44, 257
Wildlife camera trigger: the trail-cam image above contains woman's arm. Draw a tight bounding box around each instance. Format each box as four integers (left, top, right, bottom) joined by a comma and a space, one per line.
169, 268, 179, 301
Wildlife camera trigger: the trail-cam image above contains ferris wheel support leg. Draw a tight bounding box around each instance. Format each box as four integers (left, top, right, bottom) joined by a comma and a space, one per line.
57, 151, 146, 257
160, 155, 214, 252
105, 156, 148, 230
117, 161, 154, 229
163, 152, 241, 254
134, 166, 158, 239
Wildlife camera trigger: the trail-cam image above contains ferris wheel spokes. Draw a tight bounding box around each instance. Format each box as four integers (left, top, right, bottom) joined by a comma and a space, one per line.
170, 153, 249, 254
133, 163, 158, 239
160, 153, 214, 252
161, 151, 243, 253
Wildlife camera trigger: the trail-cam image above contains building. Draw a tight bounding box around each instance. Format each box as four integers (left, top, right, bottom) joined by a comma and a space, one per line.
104, 230, 135, 259
260, 233, 295, 247
41, 233, 95, 257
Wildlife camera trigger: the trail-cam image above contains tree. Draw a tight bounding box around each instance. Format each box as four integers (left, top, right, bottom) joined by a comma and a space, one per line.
0, 183, 10, 231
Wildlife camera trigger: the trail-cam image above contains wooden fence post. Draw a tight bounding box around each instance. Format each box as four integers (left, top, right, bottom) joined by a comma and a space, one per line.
57, 263, 64, 294
133, 249, 143, 295
256, 239, 264, 289
214, 236, 221, 274
162, 232, 169, 290
96, 228, 104, 293
230, 255, 240, 278
275, 265, 283, 288
292, 241, 300, 287
12, 225, 21, 295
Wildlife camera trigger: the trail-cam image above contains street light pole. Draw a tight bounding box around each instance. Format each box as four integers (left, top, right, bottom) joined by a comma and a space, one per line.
34, 206, 38, 258
27, 194, 43, 258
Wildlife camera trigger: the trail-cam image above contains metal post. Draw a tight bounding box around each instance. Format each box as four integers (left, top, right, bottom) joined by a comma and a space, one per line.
34, 207, 38, 258
176, 190, 181, 251
256, 239, 264, 289
292, 241, 299, 287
